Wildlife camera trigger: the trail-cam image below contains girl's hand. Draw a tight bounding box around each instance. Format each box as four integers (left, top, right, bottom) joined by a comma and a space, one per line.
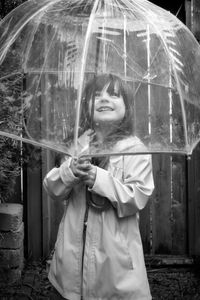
70, 157, 97, 188
82, 165, 97, 188
70, 157, 91, 178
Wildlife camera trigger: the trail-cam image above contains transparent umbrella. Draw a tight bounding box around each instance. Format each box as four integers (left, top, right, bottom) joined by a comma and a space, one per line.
0, 0, 200, 158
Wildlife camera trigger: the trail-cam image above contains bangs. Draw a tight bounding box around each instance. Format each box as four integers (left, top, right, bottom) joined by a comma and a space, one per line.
92, 74, 122, 97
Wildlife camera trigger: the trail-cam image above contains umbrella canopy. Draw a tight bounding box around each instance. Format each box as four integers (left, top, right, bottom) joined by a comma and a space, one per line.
0, 0, 200, 157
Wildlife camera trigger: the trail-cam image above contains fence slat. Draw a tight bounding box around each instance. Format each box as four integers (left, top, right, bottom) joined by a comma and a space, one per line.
25, 165, 42, 260
151, 154, 172, 254
171, 155, 187, 254
188, 144, 200, 256
140, 201, 151, 254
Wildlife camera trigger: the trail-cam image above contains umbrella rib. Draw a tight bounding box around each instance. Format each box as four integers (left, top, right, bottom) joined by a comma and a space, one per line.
0, 130, 68, 155
73, 0, 100, 157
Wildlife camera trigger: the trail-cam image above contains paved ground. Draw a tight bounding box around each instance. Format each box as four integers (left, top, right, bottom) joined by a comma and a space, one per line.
0, 262, 200, 299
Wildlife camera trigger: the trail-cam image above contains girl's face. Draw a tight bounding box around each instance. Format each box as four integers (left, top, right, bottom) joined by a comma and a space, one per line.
89, 83, 126, 124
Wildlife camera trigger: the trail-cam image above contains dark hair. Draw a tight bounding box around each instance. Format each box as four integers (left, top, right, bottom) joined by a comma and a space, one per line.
80, 73, 134, 143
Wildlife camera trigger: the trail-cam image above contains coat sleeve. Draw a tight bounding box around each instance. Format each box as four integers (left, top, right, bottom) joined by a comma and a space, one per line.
89, 154, 154, 218
43, 157, 80, 201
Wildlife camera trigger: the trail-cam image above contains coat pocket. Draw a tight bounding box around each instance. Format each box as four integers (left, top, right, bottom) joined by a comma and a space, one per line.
118, 233, 134, 270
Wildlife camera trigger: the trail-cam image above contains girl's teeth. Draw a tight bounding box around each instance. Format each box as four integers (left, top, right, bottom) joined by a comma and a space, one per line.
99, 107, 112, 111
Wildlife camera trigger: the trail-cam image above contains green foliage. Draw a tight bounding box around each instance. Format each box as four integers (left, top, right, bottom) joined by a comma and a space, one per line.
0, 48, 23, 201
0, 137, 21, 202
0, 74, 42, 201
0, 0, 31, 202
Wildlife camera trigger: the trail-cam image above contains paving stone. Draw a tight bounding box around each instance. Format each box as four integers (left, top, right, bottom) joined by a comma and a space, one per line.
21, 271, 36, 296
0, 222, 24, 249
0, 203, 23, 231
23, 270, 36, 285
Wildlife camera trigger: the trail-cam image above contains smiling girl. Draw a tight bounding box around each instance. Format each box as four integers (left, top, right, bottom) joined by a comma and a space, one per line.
43, 74, 154, 300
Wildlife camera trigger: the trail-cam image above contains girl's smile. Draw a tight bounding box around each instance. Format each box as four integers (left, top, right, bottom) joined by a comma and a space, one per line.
96, 106, 113, 112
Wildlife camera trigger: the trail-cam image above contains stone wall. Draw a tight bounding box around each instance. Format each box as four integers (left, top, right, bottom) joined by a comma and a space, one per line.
0, 203, 24, 286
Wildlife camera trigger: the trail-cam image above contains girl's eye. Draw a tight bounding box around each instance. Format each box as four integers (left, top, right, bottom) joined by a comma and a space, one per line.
110, 92, 120, 98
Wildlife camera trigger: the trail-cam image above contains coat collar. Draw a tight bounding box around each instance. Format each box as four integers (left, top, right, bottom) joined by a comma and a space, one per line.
68, 131, 146, 157
112, 135, 147, 154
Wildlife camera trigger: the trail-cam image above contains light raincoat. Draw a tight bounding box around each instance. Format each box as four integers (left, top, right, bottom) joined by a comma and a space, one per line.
43, 134, 154, 300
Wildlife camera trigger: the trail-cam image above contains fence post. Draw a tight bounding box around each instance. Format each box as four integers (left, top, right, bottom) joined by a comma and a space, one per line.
187, 146, 200, 256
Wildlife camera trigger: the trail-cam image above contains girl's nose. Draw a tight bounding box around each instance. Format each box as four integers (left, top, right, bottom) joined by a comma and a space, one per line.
100, 97, 109, 103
